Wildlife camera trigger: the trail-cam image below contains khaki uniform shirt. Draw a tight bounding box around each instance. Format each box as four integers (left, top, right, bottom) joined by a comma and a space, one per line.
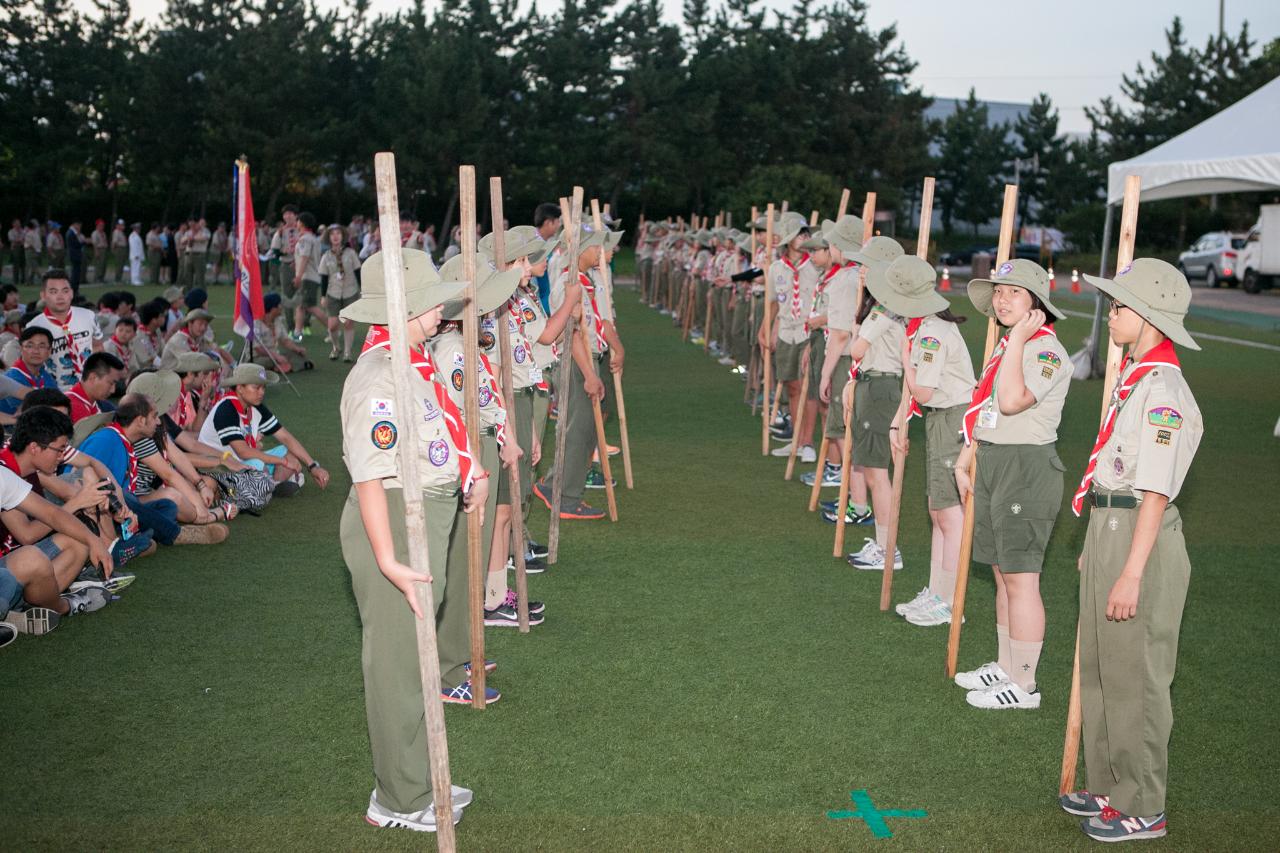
551, 268, 607, 357
91, 230, 108, 252
508, 290, 545, 388
855, 306, 906, 374
430, 328, 504, 431
211, 229, 228, 254
523, 284, 556, 375
271, 225, 300, 261
910, 316, 976, 410
341, 348, 460, 490
145, 231, 163, 252
825, 266, 861, 333
159, 329, 198, 371
46, 232, 63, 252
23, 230, 42, 252
294, 232, 322, 282
973, 332, 1072, 445
1093, 361, 1202, 500
7, 227, 22, 249
769, 257, 818, 345
188, 227, 211, 253
130, 330, 161, 373
318, 248, 361, 299
111, 229, 127, 249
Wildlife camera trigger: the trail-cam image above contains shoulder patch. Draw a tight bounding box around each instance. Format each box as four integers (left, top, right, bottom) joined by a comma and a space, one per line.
452, 351, 466, 367
450, 368, 464, 392
1147, 406, 1183, 430
1036, 351, 1062, 368
919, 336, 941, 351
371, 420, 397, 450
370, 398, 393, 418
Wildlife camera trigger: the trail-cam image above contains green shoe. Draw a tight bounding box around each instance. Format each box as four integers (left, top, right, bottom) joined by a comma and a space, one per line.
584, 468, 616, 489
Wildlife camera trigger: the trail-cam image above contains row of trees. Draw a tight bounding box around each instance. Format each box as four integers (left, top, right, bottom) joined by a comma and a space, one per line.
1, 1, 1276, 248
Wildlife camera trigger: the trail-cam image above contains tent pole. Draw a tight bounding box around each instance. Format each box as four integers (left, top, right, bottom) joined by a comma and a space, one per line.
1087, 202, 1115, 379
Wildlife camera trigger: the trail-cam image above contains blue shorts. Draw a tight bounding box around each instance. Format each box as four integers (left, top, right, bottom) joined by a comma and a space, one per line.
245, 445, 289, 475
35, 537, 62, 560
0, 566, 24, 615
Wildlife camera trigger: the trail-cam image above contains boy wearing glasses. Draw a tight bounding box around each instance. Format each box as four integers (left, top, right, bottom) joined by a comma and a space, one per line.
0, 327, 58, 417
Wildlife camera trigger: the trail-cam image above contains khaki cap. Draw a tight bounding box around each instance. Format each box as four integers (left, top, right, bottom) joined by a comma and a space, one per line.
775, 212, 809, 246
72, 412, 113, 447
1084, 258, 1199, 350
127, 369, 181, 413
847, 236, 904, 268
340, 248, 466, 326
820, 216, 866, 254
967, 258, 1064, 321
174, 351, 219, 373
866, 255, 948, 319
800, 229, 828, 251
224, 363, 279, 387
163, 286, 184, 303
180, 308, 215, 327
438, 253, 522, 319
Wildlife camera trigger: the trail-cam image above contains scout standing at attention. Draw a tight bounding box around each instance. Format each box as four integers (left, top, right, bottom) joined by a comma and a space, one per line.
1059, 259, 1202, 843
813, 215, 864, 494
338, 248, 486, 833
952, 259, 1071, 710
763, 213, 816, 457
891, 260, 976, 626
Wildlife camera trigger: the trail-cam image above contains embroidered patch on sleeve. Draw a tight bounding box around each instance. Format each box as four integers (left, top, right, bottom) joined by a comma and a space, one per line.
1036, 351, 1061, 368
371, 420, 397, 450
1147, 406, 1183, 429
451, 369, 464, 391
919, 336, 941, 351
1155, 428, 1172, 446
370, 398, 393, 418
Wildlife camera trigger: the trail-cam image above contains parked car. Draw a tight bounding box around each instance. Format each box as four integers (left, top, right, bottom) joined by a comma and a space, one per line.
1177, 231, 1247, 288
1239, 206, 1280, 294
940, 242, 1044, 266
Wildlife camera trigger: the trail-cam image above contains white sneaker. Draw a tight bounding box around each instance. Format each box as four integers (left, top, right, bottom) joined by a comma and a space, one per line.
61, 587, 109, 615
798, 445, 817, 464
770, 444, 794, 457
717, 356, 735, 366
365, 790, 464, 832
895, 587, 932, 616
905, 595, 963, 626
965, 680, 1041, 710
846, 538, 903, 571
954, 661, 1010, 691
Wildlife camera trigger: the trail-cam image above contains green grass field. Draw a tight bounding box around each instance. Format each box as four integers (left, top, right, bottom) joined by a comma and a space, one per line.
3, 280, 1279, 851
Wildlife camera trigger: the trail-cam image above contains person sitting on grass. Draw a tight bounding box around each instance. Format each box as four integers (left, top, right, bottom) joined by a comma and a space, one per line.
130, 299, 166, 373
251, 292, 312, 373
161, 286, 185, 339
0, 308, 23, 366
103, 316, 137, 370
0, 327, 58, 417
95, 291, 123, 337
197, 363, 330, 497
159, 308, 216, 371
0, 410, 116, 637
169, 351, 220, 434
181, 288, 234, 367
78, 394, 228, 546
66, 352, 126, 424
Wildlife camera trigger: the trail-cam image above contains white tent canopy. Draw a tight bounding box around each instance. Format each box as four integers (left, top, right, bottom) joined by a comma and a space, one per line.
1106, 75, 1280, 204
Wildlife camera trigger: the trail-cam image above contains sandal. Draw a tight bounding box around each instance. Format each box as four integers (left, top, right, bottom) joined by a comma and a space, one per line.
212, 501, 240, 523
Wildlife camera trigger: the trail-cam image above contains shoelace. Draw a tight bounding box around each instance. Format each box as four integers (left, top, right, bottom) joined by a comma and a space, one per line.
1098, 807, 1123, 823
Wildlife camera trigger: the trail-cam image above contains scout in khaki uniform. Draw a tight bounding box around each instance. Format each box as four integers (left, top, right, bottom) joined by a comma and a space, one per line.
319, 224, 362, 361
90, 220, 109, 283
889, 260, 976, 626
7, 220, 26, 285
160, 309, 215, 371
793, 229, 830, 465
952, 259, 1071, 710
725, 233, 755, 372
109, 221, 128, 283
23, 221, 43, 286
145, 224, 164, 285
338, 248, 486, 833
813, 215, 865, 493
210, 223, 228, 283
762, 212, 816, 454
270, 206, 301, 298
291, 213, 326, 341
188, 218, 212, 289
1059, 259, 1202, 843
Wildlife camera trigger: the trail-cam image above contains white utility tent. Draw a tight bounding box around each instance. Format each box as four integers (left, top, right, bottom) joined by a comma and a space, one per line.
1106, 75, 1280, 204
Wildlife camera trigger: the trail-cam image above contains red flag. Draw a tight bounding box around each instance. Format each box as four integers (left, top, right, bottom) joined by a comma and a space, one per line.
232, 161, 265, 339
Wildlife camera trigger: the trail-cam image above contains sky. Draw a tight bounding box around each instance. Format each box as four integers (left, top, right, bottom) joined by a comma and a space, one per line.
131, 0, 1280, 134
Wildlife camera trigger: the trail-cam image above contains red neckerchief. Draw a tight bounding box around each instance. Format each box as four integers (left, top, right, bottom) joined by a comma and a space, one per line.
902, 317, 925, 420
476, 353, 509, 447
962, 324, 1056, 445
107, 423, 139, 490
42, 309, 83, 375
0, 447, 20, 555
213, 389, 259, 450
809, 262, 842, 336
11, 359, 47, 388
0, 447, 20, 476
109, 334, 126, 352
67, 383, 99, 420
783, 253, 811, 320
1071, 339, 1181, 515
171, 386, 195, 428
362, 325, 476, 491
579, 272, 608, 353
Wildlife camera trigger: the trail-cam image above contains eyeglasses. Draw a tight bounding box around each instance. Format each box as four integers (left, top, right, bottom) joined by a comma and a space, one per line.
1108, 300, 1128, 316
20, 342, 50, 351
40, 441, 69, 455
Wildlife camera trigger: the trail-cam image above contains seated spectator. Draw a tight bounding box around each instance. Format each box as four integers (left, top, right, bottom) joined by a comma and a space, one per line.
170, 352, 219, 433
0, 410, 116, 636
104, 317, 137, 378
0, 285, 19, 313
115, 290, 137, 322
181, 288, 234, 367
96, 291, 123, 337
197, 363, 329, 496
159, 308, 214, 370
251, 293, 312, 373
131, 299, 166, 372
0, 308, 23, 366
161, 286, 184, 339
78, 394, 227, 546
0, 327, 57, 417
66, 352, 126, 424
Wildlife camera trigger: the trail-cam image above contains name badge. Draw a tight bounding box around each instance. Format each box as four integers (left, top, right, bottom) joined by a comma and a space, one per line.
977, 409, 999, 429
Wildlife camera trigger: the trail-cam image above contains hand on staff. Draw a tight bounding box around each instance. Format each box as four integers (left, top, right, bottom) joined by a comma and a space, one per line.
499, 437, 523, 471
609, 343, 625, 374
819, 375, 831, 404
889, 419, 909, 456
463, 476, 490, 527
1009, 309, 1047, 345
841, 380, 854, 419
379, 558, 434, 620
1106, 576, 1140, 622
954, 465, 973, 504
584, 372, 605, 402
531, 439, 542, 467
800, 347, 810, 374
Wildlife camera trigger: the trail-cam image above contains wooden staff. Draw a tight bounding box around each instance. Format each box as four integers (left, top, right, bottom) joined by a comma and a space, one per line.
488, 178, 531, 632
704, 285, 714, 353
784, 352, 810, 480
807, 189, 853, 509
372, 152, 457, 850
589, 199, 634, 489
457, 166, 487, 709
587, 199, 622, 514
760, 204, 775, 455
809, 210, 819, 227
833, 192, 876, 557
945, 184, 1018, 676
878, 176, 935, 610
1059, 174, 1141, 795
547, 189, 584, 565
745, 205, 761, 409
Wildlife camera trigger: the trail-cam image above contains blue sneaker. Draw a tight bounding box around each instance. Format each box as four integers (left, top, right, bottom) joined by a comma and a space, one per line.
1081, 807, 1167, 842
441, 681, 501, 705
1059, 791, 1109, 817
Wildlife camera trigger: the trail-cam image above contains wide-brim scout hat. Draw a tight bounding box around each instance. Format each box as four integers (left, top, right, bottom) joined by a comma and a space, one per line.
4, 308, 25, 326
438, 253, 522, 320
72, 412, 113, 447
800, 229, 828, 251
174, 351, 219, 374
847, 236, 904, 268
340, 248, 466, 325
179, 308, 215, 327
775, 212, 810, 246
127, 369, 181, 414
163, 286, 183, 303
820, 216, 866, 254
506, 225, 550, 264
604, 229, 625, 251
224, 363, 279, 387
968, 258, 1064, 321
866, 255, 949, 319
1084, 258, 1199, 350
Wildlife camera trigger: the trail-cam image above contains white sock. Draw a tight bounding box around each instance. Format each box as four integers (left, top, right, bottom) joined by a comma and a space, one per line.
874, 523, 887, 551
484, 571, 507, 611
997, 624, 1012, 675
1009, 639, 1043, 693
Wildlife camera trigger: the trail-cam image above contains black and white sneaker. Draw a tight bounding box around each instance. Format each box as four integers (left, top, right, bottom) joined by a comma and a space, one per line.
484, 603, 546, 627
61, 587, 110, 615
0, 622, 16, 649
3, 606, 60, 635
365, 790, 463, 832
525, 539, 548, 560
965, 681, 1041, 710
505, 556, 546, 575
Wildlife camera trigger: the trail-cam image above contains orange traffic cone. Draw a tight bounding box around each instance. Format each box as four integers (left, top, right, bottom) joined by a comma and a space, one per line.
940, 267, 951, 292
1048, 266, 1056, 291
1071, 269, 1081, 294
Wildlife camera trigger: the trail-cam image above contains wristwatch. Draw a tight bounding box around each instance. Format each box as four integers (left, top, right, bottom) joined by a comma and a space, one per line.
308, 461, 320, 470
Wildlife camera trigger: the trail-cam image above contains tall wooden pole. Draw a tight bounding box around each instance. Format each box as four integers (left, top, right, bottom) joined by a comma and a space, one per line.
372, 152, 457, 850
547, 189, 583, 564
488, 178, 530, 632
878, 177, 934, 610
945, 184, 1018, 676
588, 199, 620, 521
590, 200, 633, 489
760, 204, 775, 455
833, 192, 876, 557
1059, 174, 1141, 795
746, 206, 761, 411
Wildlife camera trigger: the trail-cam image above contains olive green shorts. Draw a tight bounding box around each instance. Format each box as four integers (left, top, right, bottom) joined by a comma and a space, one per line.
924, 404, 966, 509
806, 331, 826, 399
496, 388, 535, 505
774, 339, 805, 382
326, 292, 358, 318
972, 442, 1065, 572
852, 373, 899, 470
301, 278, 322, 308
824, 356, 852, 439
